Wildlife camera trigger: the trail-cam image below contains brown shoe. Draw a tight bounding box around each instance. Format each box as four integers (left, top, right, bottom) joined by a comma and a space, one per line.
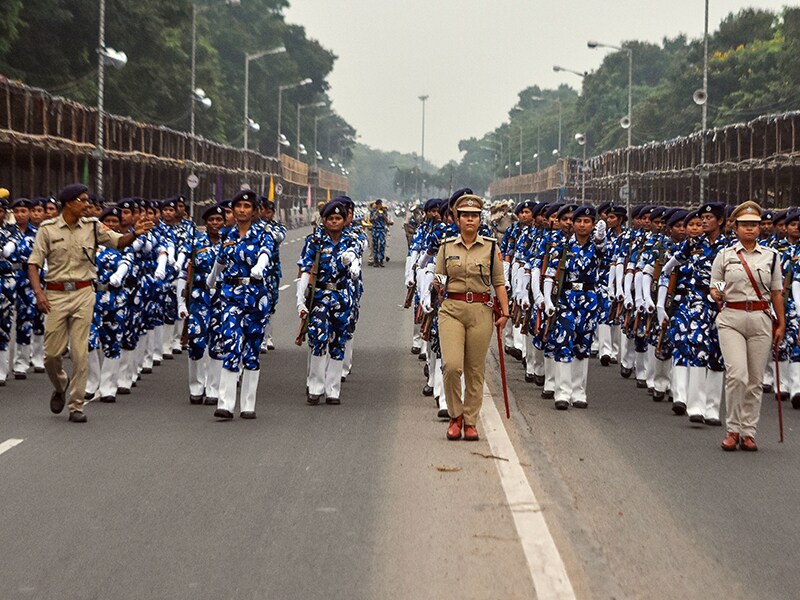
740, 435, 758, 451
463, 424, 480, 441
446, 415, 463, 441
721, 432, 740, 451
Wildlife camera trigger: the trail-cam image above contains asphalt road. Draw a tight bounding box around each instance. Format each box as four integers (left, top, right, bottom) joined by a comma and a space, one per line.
2, 224, 799, 599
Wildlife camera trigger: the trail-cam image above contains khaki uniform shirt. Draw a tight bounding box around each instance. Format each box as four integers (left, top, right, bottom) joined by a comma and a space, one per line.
710, 241, 782, 302
435, 234, 505, 294
28, 216, 124, 283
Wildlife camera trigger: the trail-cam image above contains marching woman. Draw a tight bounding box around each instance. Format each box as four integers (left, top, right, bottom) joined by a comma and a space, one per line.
711, 201, 784, 451
435, 194, 508, 442
206, 190, 274, 420
296, 200, 359, 405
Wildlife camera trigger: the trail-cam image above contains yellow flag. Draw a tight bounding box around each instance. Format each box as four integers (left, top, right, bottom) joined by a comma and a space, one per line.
326, 188, 331, 201
268, 176, 275, 201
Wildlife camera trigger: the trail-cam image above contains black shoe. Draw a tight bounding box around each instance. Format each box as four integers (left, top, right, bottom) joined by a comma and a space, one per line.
524, 373, 536, 383
620, 366, 633, 378
792, 394, 800, 410
704, 417, 722, 426
418, 353, 427, 361
0, 380, 5, 387
422, 385, 434, 396
132, 380, 137, 387
341, 376, 347, 383
50, 387, 67, 414
118, 387, 131, 395
68, 411, 87, 423
189, 395, 204, 405
636, 379, 647, 389
437, 408, 449, 419
590, 350, 599, 358
214, 408, 234, 419
100, 396, 116, 403
34, 367, 45, 373
653, 390, 665, 402
163, 354, 174, 360
142, 367, 152, 374
533, 374, 545, 386
610, 358, 619, 364
84, 392, 95, 400
240, 411, 256, 419
762, 383, 774, 393
204, 396, 218, 406
307, 394, 322, 405
555, 400, 569, 410
600, 355, 611, 366
14, 371, 26, 380
411, 346, 421, 355
780, 392, 790, 402
260, 348, 267, 354
172, 348, 182, 355
672, 401, 687, 415
326, 397, 341, 405
153, 359, 161, 367
688, 414, 705, 424
647, 387, 654, 396
542, 390, 555, 400
509, 348, 523, 361
504, 345, 514, 355
573, 400, 588, 409
423, 363, 429, 379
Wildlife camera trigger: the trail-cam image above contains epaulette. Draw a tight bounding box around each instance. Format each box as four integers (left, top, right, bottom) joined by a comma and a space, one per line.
482, 236, 497, 242
443, 236, 459, 243
80, 216, 100, 223
39, 217, 58, 226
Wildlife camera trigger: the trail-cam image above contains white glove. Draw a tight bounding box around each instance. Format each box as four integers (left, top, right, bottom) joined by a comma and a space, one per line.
404, 253, 418, 288
416, 252, 432, 270
662, 255, 681, 277
419, 288, 433, 314
249, 253, 270, 280
297, 302, 307, 318
175, 251, 187, 273
614, 263, 625, 300
155, 253, 168, 280
642, 274, 654, 312
623, 271, 634, 309
206, 260, 223, 289
2, 240, 15, 258
167, 245, 176, 265
593, 219, 607, 242
519, 271, 531, 308
296, 272, 310, 308
175, 278, 188, 318
543, 278, 556, 316
607, 268, 616, 298
341, 250, 356, 266
656, 284, 668, 324
793, 280, 800, 308
349, 260, 361, 279
531, 267, 543, 303
503, 261, 511, 288
510, 262, 520, 290
634, 271, 644, 308
108, 262, 129, 288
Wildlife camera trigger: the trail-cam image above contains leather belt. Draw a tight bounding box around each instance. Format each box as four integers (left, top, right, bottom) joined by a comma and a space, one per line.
95, 282, 122, 293
446, 291, 492, 304
319, 281, 349, 291
725, 300, 770, 312
46, 280, 93, 292
564, 281, 595, 292
224, 276, 264, 286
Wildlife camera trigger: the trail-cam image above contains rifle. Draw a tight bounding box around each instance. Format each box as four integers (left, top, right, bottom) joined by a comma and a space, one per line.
644, 241, 666, 337
543, 245, 569, 339
295, 241, 322, 346
533, 239, 551, 335
511, 300, 522, 327
655, 269, 678, 359
420, 288, 439, 341
403, 282, 415, 309
179, 238, 199, 347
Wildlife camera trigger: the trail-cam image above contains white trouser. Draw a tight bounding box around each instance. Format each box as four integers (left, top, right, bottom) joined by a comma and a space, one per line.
654, 356, 672, 394
671, 365, 690, 406
86, 349, 101, 395
308, 353, 326, 396
427, 349, 436, 388
620, 335, 636, 369
206, 358, 222, 399
263, 321, 274, 349
572, 359, 589, 404
0, 349, 9, 382
240, 369, 259, 412
591, 335, 599, 354
325, 357, 344, 399
143, 334, 154, 370
188, 356, 207, 397
99, 356, 121, 397
162, 325, 173, 356
513, 326, 526, 356
686, 367, 708, 416
420, 340, 428, 358
530, 345, 545, 377
217, 367, 239, 413
32, 334, 44, 369
343, 338, 354, 377
118, 350, 134, 388
412, 322, 422, 350
554, 360, 574, 403
789, 363, 800, 397
635, 348, 646, 380
544, 357, 556, 393
597, 324, 613, 359
152, 326, 164, 361
13, 343, 30, 373
503, 320, 514, 348
172, 320, 184, 350
434, 358, 445, 406
644, 347, 656, 388
703, 369, 725, 420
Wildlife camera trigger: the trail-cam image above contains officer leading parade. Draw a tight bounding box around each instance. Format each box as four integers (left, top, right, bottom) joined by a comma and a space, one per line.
5, 2, 800, 599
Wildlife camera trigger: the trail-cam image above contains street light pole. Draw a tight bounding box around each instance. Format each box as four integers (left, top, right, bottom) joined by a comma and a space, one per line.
418, 94, 428, 199
278, 78, 313, 157
95, 0, 106, 195
700, 0, 709, 203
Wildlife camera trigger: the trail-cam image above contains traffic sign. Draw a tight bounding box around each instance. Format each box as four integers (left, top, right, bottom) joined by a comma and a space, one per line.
275, 183, 283, 195
187, 173, 199, 189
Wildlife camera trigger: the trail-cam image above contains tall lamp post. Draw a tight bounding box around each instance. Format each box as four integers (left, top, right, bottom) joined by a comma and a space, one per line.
243, 45, 286, 151
417, 94, 429, 199
95, 0, 127, 196
277, 78, 313, 157
576, 133, 587, 202
296, 101, 325, 160
695, 0, 710, 203
588, 40, 633, 213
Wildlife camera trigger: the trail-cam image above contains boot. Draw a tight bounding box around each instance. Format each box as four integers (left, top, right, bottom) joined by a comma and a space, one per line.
98, 355, 121, 400
31, 334, 45, 372
324, 358, 344, 403
239, 369, 260, 417
215, 367, 238, 418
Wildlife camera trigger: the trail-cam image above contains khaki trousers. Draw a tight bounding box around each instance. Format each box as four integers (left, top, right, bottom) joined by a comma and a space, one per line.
44, 286, 95, 413
439, 299, 494, 426
716, 308, 773, 437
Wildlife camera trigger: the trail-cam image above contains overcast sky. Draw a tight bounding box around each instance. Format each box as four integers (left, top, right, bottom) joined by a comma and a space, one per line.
285, 0, 790, 166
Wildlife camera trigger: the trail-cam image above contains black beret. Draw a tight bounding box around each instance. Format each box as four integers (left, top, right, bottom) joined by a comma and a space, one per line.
46, 196, 59, 207
514, 200, 535, 215
100, 206, 121, 221
11, 197, 33, 209
219, 199, 233, 210
543, 204, 561, 219
531, 202, 547, 218
683, 210, 700, 224
649, 207, 666, 222
423, 198, 441, 212
761, 210, 774, 222
572, 205, 597, 220
438, 200, 450, 218
697, 202, 726, 219
31, 197, 47, 208
785, 209, 800, 225
449, 187, 473, 207
161, 198, 178, 210
321, 200, 346, 218
557, 203, 578, 220
607, 205, 627, 219
774, 209, 789, 224
666, 209, 688, 227
597, 201, 612, 214
58, 183, 88, 204
172, 194, 187, 205
725, 205, 736, 218
231, 190, 257, 207
333, 196, 354, 211
202, 204, 226, 221
117, 198, 136, 210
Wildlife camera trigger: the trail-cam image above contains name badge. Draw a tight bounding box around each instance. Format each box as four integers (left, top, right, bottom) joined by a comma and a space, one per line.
446, 255, 460, 261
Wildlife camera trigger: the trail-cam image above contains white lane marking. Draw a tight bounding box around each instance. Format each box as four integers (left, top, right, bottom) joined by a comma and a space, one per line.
0, 438, 24, 457
278, 284, 290, 291
481, 384, 576, 600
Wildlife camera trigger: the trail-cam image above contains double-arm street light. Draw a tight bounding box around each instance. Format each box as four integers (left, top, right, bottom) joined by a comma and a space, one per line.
588, 40, 633, 212
418, 94, 429, 199
243, 45, 286, 150
277, 78, 313, 157
296, 101, 325, 161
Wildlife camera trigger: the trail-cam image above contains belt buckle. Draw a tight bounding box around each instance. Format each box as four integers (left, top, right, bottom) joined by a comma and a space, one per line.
573, 282, 584, 291
241, 277, 250, 285
745, 300, 753, 311
63, 282, 76, 292
465, 291, 474, 303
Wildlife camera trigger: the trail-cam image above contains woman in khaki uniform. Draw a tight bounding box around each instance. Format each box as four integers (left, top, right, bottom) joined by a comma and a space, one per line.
435, 194, 509, 441
711, 200, 785, 451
